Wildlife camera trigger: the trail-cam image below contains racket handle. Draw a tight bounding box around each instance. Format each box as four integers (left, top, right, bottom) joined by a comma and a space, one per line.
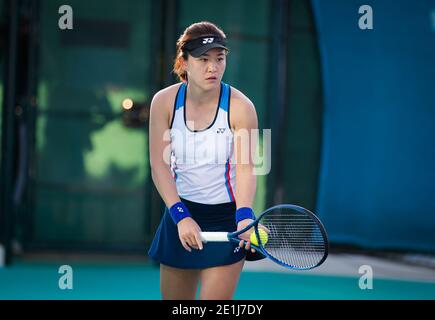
200, 232, 229, 243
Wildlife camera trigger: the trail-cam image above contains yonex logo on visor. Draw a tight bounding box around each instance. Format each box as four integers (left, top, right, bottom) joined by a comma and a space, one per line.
183, 36, 228, 57
202, 37, 214, 44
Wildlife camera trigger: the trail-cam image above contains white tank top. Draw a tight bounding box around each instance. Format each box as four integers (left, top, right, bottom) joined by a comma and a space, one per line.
169, 82, 236, 204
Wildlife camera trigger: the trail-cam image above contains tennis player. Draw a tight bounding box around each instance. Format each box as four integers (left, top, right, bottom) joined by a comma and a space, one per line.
148, 21, 263, 300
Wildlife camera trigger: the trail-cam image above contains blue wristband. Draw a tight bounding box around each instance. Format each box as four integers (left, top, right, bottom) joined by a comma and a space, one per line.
169, 201, 192, 224
235, 207, 255, 224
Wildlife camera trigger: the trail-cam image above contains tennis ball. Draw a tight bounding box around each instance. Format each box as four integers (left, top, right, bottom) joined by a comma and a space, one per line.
250, 229, 268, 246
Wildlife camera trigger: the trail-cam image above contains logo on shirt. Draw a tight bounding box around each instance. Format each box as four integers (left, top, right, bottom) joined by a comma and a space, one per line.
233, 247, 241, 253
217, 128, 226, 134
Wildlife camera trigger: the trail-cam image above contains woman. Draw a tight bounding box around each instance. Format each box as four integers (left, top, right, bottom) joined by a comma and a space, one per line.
148, 21, 263, 300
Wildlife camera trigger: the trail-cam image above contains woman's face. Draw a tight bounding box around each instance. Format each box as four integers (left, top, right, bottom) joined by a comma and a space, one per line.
183, 48, 227, 90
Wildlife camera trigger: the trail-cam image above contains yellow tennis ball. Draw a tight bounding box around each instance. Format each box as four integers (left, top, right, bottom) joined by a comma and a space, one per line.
250, 229, 268, 246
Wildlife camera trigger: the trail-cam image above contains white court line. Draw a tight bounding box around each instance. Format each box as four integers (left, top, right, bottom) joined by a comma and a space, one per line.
243, 252, 435, 283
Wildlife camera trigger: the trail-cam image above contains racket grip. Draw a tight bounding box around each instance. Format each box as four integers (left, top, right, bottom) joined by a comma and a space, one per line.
200, 232, 229, 243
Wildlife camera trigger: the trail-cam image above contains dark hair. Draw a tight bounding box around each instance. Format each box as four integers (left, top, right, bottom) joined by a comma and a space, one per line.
173, 21, 227, 82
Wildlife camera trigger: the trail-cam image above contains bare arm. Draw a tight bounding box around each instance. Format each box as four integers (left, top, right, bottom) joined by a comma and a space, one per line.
149, 91, 180, 208
232, 97, 258, 210
231, 92, 259, 253
149, 88, 203, 251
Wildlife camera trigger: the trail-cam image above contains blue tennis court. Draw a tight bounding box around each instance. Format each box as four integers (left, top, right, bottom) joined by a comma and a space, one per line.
1, 253, 434, 300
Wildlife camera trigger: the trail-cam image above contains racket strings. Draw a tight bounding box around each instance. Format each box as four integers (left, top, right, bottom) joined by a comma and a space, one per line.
259, 209, 327, 269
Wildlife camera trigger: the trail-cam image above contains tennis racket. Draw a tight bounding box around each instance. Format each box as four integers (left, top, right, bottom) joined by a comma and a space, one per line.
200, 204, 329, 270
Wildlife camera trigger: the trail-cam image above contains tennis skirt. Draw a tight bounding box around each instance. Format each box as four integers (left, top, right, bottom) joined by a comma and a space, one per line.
148, 198, 246, 269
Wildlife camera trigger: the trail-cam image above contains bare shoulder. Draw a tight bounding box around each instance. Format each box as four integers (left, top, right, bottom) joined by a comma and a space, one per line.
229, 86, 258, 129
151, 82, 182, 108
150, 82, 183, 126
230, 86, 256, 110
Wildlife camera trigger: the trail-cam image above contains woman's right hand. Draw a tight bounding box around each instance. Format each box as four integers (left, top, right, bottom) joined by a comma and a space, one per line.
177, 217, 203, 252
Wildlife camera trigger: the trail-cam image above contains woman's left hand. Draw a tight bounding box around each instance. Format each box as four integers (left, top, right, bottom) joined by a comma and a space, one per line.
237, 219, 256, 253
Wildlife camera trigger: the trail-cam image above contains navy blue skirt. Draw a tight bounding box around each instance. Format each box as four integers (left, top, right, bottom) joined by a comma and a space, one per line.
148, 198, 246, 269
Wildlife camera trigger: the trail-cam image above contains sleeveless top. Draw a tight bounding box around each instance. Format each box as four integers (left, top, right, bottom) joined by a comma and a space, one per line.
169, 82, 236, 204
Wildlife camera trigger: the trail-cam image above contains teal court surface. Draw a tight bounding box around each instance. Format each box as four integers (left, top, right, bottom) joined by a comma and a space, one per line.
1, 252, 434, 300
